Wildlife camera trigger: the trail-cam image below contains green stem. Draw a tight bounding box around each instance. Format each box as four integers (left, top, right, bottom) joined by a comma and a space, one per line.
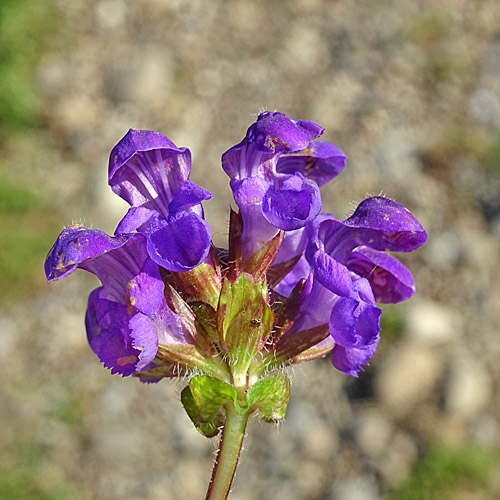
205, 404, 249, 500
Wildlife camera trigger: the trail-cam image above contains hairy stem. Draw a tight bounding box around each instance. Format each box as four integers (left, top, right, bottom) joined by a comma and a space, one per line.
205, 405, 249, 500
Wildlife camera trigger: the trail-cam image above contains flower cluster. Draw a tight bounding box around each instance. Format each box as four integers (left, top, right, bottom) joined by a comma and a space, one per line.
45, 112, 426, 388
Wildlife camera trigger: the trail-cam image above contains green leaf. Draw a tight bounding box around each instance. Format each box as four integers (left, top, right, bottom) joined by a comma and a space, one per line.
247, 370, 291, 423
181, 376, 247, 437
181, 385, 223, 438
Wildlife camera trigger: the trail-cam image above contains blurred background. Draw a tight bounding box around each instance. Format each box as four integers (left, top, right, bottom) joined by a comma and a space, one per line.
1, 0, 500, 498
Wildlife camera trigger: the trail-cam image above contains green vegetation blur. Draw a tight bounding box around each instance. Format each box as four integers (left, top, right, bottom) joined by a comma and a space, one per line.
0, 0, 60, 303
388, 444, 500, 500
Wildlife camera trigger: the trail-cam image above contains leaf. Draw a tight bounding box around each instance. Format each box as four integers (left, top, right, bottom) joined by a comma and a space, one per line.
247, 370, 291, 423
181, 376, 241, 437
181, 385, 224, 437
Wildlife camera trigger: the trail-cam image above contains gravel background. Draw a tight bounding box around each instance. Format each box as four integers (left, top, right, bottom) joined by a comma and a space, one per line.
2, 0, 500, 499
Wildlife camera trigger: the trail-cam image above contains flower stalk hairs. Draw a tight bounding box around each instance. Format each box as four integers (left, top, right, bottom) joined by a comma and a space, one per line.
45, 112, 426, 500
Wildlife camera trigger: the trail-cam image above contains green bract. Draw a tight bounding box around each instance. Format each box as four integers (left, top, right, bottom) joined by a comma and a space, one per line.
182, 371, 290, 437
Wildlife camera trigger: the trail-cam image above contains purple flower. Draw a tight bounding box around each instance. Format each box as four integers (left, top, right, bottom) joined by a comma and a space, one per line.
45, 225, 200, 379
46, 112, 427, 384
109, 129, 213, 272
270, 195, 427, 376
222, 112, 346, 259
303, 196, 426, 375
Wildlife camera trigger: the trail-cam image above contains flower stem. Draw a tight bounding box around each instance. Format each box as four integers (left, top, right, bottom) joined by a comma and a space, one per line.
205, 404, 249, 500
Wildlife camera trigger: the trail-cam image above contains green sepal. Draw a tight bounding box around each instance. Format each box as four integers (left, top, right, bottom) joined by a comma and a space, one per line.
247, 370, 290, 423
273, 324, 330, 364
241, 231, 283, 283
134, 361, 187, 381
181, 385, 223, 438
217, 274, 274, 373
170, 246, 222, 308
181, 376, 247, 437
156, 344, 229, 381
164, 284, 214, 356
190, 301, 219, 343
266, 251, 302, 289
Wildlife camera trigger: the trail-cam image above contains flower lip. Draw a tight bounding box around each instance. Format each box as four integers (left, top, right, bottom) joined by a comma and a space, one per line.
331, 343, 378, 377
347, 246, 416, 303
276, 140, 347, 187
45, 225, 137, 282
146, 212, 212, 272
306, 197, 427, 265
262, 173, 323, 231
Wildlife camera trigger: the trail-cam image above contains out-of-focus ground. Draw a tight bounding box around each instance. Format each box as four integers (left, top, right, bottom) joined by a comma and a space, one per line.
1, 0, 500, 498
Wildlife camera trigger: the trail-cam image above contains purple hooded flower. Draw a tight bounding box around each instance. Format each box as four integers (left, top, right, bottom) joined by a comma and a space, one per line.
109, 129, 213, 272
45, 113, 427, 386
297, 196, 427, 375
222, 112, 346, 259
45, 225, 198, 378
275, 256, 382, 376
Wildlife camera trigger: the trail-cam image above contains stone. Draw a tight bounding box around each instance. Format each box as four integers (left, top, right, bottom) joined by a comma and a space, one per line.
445, 356, 493, 420
351, 408, 392, 458
406, 299, 458, 344
329, 475, 379, 500
378, 431, 418, 486
376, 341, 443, 417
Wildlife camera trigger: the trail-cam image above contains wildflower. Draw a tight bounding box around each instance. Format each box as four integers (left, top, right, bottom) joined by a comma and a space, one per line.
46, 113, 426, 382
45, 227, 222, 381
46, 112, 426, 498
222, 111, 346, 258
109, 129, 213, 272
270, 197, 426, 376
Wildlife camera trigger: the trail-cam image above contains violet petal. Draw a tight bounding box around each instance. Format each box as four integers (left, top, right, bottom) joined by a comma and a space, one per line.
127, 259, 165, 316
86, 289, 140, 376
109, 129, 192, 219
247, 112, 323, 153
329, 296, 381, 349
45, 226, 144, 286
309, 197, 427, 265
347, 246, 416, 303
129, 313, 160, 371
168, 180, 213, 214
312, 250, 354, 298
147, 212, 212, 271
222, 112, 324, 180
277, 140, 347, 187
331, 342, 378, 377
115, 206, 156, 235
262, 173, 322, 230
230, 177, 280, 258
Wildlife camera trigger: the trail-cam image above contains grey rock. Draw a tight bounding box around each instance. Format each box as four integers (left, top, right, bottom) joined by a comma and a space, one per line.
376, 341, 443, 417
445, 356, 493, 420
329, 475, 379, 500
351, 408, 392, 458
406, 299, 459, 345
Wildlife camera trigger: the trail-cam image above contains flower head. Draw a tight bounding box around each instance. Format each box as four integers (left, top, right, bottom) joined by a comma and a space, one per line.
46, 112, 426, 385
